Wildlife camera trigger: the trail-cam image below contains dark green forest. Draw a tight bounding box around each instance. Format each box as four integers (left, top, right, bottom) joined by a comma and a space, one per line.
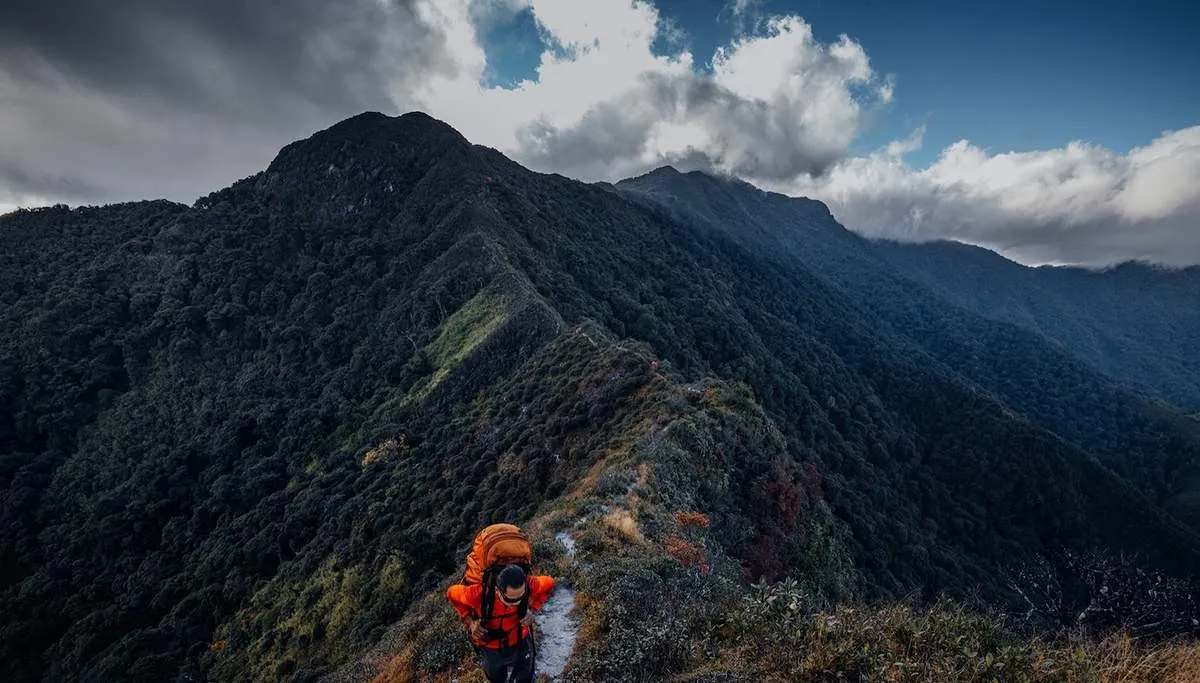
618, 167, 1200, 529
875, 239, 1200, 410
2, 111, 1198, 682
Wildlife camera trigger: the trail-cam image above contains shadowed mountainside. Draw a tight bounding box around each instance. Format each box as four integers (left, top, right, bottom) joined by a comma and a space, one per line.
873, 239, 1200, 410
1, 111, 1198, 681
617, 167, 1200, 531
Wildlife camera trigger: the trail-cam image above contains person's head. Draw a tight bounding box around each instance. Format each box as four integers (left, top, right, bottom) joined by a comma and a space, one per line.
496, 564, 527, 605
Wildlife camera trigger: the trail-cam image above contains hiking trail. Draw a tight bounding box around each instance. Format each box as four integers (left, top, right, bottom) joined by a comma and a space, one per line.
533, 532, 580, 680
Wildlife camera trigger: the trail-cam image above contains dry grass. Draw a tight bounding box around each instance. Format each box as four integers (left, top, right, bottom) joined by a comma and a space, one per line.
637, 462, 651, 487
710, 593, 1200, 683
1085, 634, 1200, 683
368, 646, 416, 683
604, 508, 644, 544
664, 535, 710, 573
369, 648, 486, 683
569, 457, 614, 501
361, 436, 408, 466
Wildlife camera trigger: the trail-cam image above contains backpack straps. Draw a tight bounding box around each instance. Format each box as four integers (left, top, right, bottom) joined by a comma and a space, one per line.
514, 577, 531, 658
473, 563, 537, 649
480, 567, 497, 626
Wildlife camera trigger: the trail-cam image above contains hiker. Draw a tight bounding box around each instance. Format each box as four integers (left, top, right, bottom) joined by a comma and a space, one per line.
447, 523, 556, 683
448, 563, 556, 682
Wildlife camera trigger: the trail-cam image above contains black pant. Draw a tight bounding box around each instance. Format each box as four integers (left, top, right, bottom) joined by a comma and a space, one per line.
475, 638, 536, 683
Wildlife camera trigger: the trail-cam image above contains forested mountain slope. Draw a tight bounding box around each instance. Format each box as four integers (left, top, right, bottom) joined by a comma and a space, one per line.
873, 239, 1200, 409
2, 111, 1197, 681
617, 168, 1200, 530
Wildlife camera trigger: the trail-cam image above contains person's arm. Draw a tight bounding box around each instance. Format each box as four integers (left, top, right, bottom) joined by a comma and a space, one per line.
519, 575, 556, 625
527, 575, 557, 612
447, 584, 479, 620
448, 584, 489, 639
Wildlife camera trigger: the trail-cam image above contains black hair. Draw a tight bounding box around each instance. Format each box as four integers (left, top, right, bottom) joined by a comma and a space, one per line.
497, 564, 526, 590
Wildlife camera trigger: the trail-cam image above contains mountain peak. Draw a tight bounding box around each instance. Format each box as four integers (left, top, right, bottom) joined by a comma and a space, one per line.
642, 165, 683, 178
618, 163, 835, 228
265, 110, 471, 174
257, 110, 481, 201
320, 110, 460, 138
320, 109, 464, 141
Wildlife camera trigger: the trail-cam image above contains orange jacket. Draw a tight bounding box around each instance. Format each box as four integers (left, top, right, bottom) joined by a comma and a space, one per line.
446, 575, 556, 649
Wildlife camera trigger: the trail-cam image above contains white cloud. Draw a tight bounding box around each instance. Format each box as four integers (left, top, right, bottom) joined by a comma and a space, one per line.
724, 0, 766, 35
411, 1, 889, 184
885, 126, 924, 157
400, 0, 1200, 266
783, 126, 1200, 266
411, 0, 691, 153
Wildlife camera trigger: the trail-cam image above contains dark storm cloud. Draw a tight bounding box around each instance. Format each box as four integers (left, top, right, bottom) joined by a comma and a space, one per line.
0, 160, 109, 200
0, 0, 453, 206
0, 0, 450, 121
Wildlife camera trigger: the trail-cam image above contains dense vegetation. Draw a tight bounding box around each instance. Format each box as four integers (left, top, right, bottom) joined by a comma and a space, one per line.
357, 366, 1200, 682
2, 111, 1198, 681
618, 168, 1200, 530
875, 239, 1200, 410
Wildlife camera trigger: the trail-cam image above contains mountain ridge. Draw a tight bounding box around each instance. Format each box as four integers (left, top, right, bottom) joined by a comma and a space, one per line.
2, 110, 1199, 682
871, 236, 1200, 409
618, 165, 1200, 523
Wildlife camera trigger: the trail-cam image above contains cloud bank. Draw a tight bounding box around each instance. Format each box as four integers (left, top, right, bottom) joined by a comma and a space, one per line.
784, 125, 1200, 265
0, 0, 1196, 266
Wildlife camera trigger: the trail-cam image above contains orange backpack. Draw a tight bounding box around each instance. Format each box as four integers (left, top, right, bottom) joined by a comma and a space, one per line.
462, 524, 535, 644
463, 523, 533, 585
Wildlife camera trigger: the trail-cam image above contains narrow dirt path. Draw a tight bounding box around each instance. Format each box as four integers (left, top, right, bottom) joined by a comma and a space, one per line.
533, 532, 581, 680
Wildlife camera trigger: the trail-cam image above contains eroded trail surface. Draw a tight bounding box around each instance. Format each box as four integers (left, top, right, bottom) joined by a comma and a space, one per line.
534, 533, 581, 680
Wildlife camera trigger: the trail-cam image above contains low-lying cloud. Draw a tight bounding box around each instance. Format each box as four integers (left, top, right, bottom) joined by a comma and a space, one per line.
783, 126, 1200, 265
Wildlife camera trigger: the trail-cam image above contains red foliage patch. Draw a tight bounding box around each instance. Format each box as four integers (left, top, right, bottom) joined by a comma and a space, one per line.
665, 535, 710, 573
741, 533, 784, 583
674, 511, 711, 529
804, 462, 824, 502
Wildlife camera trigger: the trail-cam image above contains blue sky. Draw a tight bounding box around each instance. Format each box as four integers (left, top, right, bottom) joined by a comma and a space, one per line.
478, 0, 1200, 168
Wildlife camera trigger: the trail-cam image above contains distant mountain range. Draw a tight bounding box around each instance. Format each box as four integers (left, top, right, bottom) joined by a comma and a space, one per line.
2, 111, 1197, 681
620, 167, 1200, 411
617, 166, 1200, 528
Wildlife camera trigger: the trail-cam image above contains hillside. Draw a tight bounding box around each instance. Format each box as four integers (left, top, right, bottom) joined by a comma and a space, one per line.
872, 239, 1200, 410
2, 111, 1199, 682
617, 168, 1200, 531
